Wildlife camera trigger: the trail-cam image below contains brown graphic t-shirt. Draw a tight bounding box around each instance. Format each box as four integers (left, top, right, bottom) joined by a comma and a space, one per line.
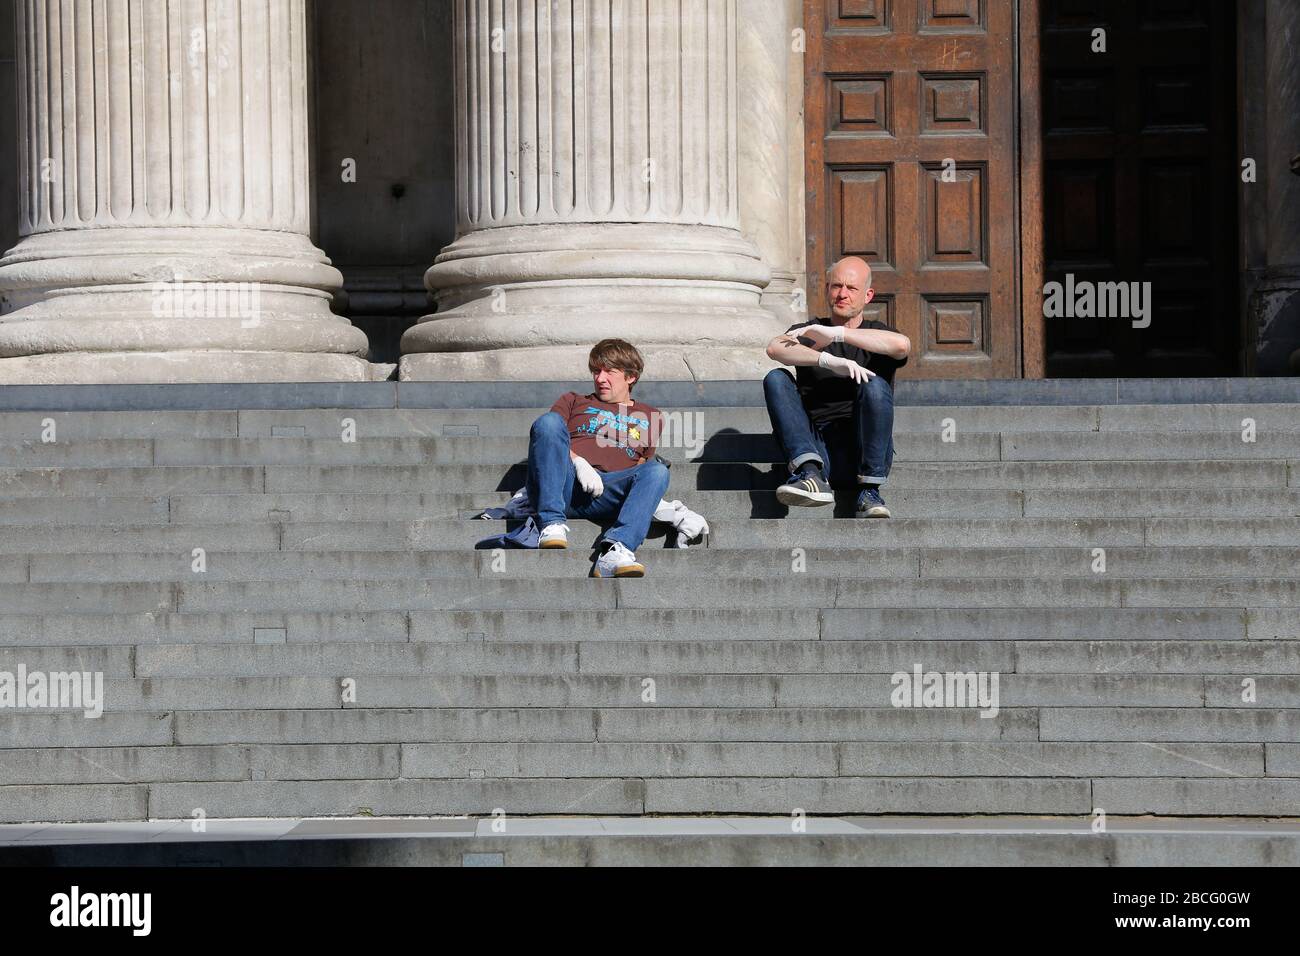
549, 392, 660, 474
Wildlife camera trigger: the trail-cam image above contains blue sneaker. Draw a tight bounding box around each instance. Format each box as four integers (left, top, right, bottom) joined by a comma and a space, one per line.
776, 465, 834, 507
856, 486, 890, 518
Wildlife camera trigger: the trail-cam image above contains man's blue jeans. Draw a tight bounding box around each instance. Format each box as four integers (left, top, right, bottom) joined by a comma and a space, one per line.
762, 367, 895, 486
526, 412, 671, 550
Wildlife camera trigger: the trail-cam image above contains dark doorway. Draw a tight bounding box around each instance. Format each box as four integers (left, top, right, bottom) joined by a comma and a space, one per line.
1040, 0, 1239, 376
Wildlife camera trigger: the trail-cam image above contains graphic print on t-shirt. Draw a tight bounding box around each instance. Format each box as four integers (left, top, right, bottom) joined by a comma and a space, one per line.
549, 391, 661, 473
577, 405, 651, 464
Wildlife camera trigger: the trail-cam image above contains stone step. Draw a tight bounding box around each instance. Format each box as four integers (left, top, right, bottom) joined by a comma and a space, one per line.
3, 576, 1295, 614
141, 776, 1103, 817
173, 489, 1300, 521
0, 516, 1157, 549
172, 707, 1044, 747
3, 405, 1100, 438
0, 516, 1294, 554
0, 434, 995, 466
1, 672, 1220, 711
5, 606, 1282, 646
298, 517, 1158, 550
1, 430, 1297, 468
2, 403, 1297, 440
21, 545, 1300, 583
0, 744, 393, 785
114, 638, 1300, 677
153, 705, 1300, 746
3, 485, 1299, 524
640, 777, 1300, 816
0, 608, 812, 644
11, 638, 1299, 679
0, 741, 1271, 786
400, 741, 1268, 779
1022, 488, 1300, 517
0, 458, 1287, 498
259, 459, 1291, 493
163, 489, 1031, 523
128, 640, 1014, 677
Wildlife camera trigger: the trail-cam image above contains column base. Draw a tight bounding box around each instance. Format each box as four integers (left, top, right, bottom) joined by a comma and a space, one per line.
0, 351, 381, 385
1252, 270, 1300, 376
0, 227, 370, 376
399, 345, 780, 382
403, 222, 784, 358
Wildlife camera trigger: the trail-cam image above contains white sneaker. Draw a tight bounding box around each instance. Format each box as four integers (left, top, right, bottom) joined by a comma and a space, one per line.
539, 523, 570, 549
592, 540, 645, 578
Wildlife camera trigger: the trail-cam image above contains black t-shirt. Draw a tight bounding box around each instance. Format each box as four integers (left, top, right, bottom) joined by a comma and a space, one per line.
786, 318, 907, 426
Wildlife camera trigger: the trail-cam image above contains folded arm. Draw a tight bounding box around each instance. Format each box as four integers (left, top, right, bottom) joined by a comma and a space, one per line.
841, 327, 910, 360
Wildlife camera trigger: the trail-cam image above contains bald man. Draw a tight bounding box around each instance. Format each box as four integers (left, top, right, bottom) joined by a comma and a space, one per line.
763, 257, 911, 517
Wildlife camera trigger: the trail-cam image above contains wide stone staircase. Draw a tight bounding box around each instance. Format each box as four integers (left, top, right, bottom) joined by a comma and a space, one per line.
1, 380, 1299, 834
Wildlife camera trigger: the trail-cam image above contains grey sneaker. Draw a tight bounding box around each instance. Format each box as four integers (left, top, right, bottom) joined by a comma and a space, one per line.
776, 466, 834, 507
855, 487, 891, 518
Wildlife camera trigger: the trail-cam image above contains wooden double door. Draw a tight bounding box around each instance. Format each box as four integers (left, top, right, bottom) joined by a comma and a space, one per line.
804, 0, 1239, 378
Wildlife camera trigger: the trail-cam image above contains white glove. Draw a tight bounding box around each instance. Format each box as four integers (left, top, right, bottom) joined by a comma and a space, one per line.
571, 455, 604, 497
791, 324, 842, 348
654, 499, 711, 548
674, 508, 710, 546
818, 351, 874, 383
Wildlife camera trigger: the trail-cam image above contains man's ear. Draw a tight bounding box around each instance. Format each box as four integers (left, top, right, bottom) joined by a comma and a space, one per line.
863, 288, 876, 306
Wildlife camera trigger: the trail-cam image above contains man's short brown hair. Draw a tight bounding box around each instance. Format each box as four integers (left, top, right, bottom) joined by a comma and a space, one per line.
588, 339, 645, 387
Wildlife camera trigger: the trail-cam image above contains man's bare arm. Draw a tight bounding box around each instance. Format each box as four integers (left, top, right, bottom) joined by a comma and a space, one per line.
841, 327, 910, 360
765, 334, 825, 367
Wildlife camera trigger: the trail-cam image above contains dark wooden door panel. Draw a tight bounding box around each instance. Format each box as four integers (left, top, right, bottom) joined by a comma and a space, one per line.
806, 0, 1020, 378
1041, 0, 1238, 376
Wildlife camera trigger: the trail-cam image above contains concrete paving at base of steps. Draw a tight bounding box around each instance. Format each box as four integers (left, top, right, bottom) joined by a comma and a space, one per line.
3, 813, 1299, 844
6, 828, 1300, 865
1, 776, 1299, 821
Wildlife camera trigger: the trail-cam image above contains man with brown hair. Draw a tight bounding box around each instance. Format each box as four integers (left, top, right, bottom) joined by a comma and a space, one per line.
525, 339, 670, 577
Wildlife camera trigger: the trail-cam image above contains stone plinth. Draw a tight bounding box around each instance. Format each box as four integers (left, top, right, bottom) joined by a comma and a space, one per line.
0, 0, 370, 383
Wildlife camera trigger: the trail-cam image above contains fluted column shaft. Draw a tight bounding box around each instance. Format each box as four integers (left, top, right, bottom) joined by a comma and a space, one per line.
0, 0, 370, 384
401, 0, 781, 382
1251, 0, 1300, 374
736, 0, 802, 325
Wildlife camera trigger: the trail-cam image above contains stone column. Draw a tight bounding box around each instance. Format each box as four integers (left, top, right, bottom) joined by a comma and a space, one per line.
0, 0, 371, 384
401, 0, 784, 382
736, 0, 803, 327
1248, 0, 1300, 375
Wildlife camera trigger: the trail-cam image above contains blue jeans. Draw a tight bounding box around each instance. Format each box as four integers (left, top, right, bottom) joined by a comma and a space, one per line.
526, 412, 671, 550
762, 367, 895, 486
